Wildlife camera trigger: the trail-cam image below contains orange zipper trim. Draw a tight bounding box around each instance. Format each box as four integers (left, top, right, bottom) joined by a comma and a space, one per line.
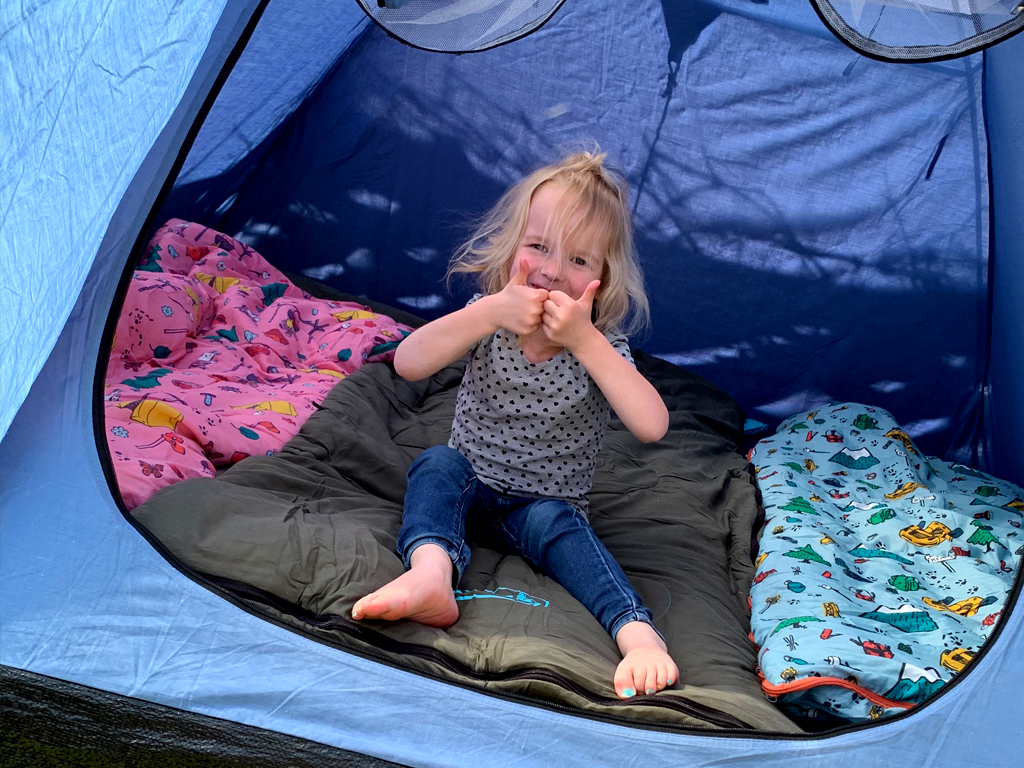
759, 673, 914, 710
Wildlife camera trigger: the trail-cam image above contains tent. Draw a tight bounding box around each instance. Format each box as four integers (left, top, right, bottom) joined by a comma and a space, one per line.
2, 0, 1022, 764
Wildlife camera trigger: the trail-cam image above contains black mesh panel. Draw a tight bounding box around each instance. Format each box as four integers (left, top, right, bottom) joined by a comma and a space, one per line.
812, 0, 1024, 61
356, 0, 567, 52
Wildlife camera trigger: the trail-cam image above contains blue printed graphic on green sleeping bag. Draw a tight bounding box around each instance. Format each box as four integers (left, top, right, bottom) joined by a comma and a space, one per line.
748, 402, 1024, 725
454, 587, 550, 607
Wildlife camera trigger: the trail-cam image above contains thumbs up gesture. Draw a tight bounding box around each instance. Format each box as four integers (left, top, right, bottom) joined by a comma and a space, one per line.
541, 280, 601, 351
488, 258, 549, 336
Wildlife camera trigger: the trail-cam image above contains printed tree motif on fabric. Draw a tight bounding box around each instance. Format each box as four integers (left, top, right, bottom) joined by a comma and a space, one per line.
747, 403, 1023, 724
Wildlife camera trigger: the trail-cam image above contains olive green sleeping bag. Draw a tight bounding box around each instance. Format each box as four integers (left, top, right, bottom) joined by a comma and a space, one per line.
132, 352, 800, 733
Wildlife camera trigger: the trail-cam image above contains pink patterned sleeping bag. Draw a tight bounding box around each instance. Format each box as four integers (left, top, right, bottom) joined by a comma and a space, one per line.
105, 219, 413, 510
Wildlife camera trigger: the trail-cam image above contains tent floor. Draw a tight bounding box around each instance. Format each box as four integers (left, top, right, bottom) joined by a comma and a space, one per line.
0, 665, 407, 768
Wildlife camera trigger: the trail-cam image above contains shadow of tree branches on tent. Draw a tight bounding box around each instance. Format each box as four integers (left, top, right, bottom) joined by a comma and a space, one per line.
159, 1, 988, 462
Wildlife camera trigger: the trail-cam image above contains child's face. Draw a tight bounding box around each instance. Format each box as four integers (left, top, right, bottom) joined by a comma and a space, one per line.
509, 183, 605, 301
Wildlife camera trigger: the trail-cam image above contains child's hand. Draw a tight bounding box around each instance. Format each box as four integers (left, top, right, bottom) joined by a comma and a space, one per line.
487, 258, 549, 335
541, 280, 600, 351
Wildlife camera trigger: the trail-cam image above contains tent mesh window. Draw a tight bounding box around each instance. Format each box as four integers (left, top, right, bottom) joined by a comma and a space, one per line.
812, 0, 1024, 60
356, 0, 566, 52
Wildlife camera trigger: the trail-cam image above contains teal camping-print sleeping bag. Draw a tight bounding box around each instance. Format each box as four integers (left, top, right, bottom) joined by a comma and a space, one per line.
748, 404, 1023, 724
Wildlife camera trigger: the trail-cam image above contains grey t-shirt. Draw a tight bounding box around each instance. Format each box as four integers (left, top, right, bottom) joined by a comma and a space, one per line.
449, 298, 633, 515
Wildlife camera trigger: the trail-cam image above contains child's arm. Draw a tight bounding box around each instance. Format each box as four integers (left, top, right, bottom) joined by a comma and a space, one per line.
573, 334, 669, 443
543, 283, 669, 443
394, 259, 549, 381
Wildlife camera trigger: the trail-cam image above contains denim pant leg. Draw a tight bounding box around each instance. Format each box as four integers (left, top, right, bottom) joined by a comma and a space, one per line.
396, 445, 481, 585
500, 498, 655, 640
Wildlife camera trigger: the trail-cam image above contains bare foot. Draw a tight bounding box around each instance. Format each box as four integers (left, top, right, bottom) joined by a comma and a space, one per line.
613, 621, 679, 699
351, 543, 459, 628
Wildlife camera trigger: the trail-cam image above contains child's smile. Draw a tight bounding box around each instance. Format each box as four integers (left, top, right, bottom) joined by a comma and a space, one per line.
510, 183, 605, 301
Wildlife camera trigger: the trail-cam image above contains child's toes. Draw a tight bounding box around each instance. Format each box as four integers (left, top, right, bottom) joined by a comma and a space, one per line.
642, 664, 660, 695
648, 664, 667, 693
627, 663, 653, 696
613, 663, 638, 698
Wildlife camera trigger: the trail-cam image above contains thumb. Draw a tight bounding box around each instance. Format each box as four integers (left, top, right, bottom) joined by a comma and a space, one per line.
510, 258, 530, 285
579, 280, 600, 308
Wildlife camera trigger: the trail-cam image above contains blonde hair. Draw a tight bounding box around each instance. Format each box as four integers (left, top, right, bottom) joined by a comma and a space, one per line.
448, 150, 649, 335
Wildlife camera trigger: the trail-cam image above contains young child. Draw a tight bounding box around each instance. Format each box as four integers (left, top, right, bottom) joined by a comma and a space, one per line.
352, 151, 678, 699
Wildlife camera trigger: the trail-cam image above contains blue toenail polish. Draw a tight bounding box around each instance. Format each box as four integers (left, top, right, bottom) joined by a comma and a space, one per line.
667, 679, 674, 685
646, 688, 655, 695
622, 688, 635, 697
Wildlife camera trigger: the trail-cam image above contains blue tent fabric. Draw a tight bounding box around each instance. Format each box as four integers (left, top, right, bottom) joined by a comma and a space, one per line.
0, 0, 229, 441
177, 0, 370, 187
985, 38, 1024, 486
181, 0, 991, 463
631, 13, 988, 447
2, 0, 1024, 765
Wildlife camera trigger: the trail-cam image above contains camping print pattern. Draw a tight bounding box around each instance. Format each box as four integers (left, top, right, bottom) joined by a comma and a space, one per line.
748, 403, 1023, 725
105, 219, 412, 510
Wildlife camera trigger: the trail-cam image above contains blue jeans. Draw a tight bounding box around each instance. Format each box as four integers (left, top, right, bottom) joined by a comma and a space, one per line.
397, 445, 655, 640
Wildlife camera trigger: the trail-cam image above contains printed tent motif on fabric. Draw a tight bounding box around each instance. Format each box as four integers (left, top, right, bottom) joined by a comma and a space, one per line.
2, 0, 1023, 767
